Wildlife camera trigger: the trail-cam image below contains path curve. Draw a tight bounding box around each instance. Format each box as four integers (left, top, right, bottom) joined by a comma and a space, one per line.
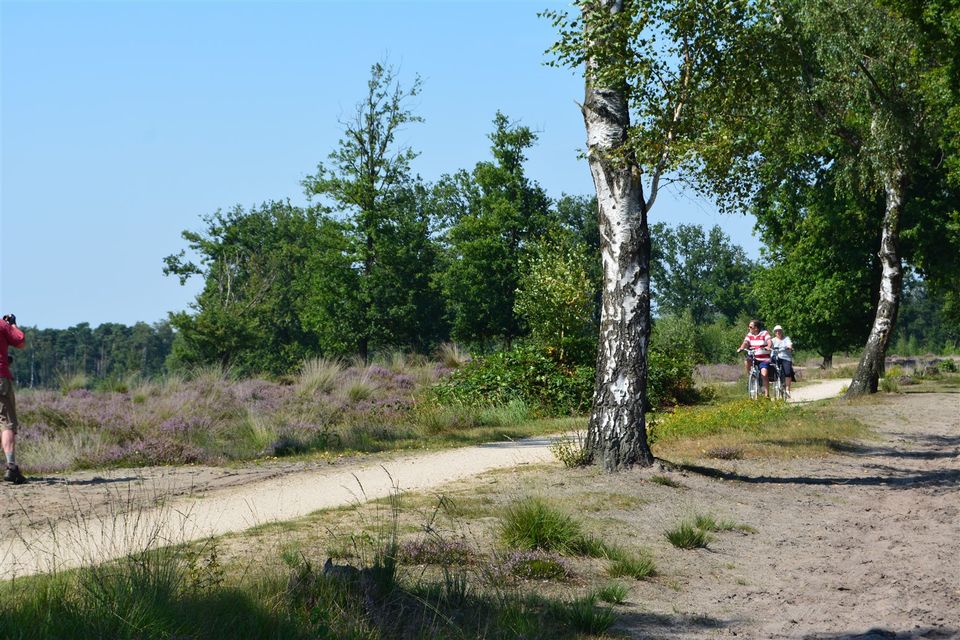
1, 378, 849, 579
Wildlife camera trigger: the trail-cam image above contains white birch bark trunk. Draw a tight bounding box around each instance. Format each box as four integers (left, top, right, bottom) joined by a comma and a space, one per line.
582, 0, 654, 470
846, 163, 905, 397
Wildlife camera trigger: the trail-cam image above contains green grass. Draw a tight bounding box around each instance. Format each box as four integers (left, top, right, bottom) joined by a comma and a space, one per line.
604, 546, 657, 579
592, 582, 629, 604
499, 497, 589, 555
694, 514, 757, 534
649, 474, 684, 488
550, 596, 617, 635
665, 521, 713, 549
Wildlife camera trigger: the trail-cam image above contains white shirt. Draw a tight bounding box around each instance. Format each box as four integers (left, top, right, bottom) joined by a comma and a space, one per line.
772, 336, 793, 361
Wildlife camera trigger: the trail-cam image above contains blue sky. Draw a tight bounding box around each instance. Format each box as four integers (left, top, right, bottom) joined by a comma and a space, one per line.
1, 0, 757, 329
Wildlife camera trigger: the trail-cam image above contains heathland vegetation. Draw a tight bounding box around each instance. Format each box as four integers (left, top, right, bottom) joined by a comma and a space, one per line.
4, 0, 960, 636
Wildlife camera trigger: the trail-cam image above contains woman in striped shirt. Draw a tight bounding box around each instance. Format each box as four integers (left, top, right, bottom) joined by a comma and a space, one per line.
737, 319, 773, 398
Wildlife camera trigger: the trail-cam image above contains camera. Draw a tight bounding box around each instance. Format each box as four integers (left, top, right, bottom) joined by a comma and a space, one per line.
2, 314, 16, 325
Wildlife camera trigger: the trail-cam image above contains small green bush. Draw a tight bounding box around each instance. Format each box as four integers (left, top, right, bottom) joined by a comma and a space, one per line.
551, 596, 617, 635
879, 376, 901, 393
433, 345, 594, 416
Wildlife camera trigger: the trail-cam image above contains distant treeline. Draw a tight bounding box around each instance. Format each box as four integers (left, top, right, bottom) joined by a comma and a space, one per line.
8, 322, 175, 388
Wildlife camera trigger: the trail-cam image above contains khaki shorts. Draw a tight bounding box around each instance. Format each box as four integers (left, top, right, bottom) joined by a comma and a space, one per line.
0, 378, 17, 433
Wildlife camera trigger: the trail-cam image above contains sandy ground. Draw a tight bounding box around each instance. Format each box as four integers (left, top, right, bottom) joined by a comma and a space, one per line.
0, 378, 848, 578
604, 390, 960, 640
3, 379, 957, 639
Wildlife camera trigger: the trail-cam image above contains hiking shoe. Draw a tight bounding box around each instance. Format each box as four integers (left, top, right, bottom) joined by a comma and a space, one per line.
4, 464, 26, 485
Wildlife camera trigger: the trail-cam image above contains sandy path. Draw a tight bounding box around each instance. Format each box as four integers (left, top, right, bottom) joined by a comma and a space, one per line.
0, 378, 852, 579
624, 392, 960, 639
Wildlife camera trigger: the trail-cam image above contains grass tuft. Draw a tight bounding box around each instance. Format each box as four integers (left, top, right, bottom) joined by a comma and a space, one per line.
604, 545, 657, 579
550, 431, 592, 468
551, 595, 617, 635
649, 474, 684, 488
665, 520, 713, 549
593, 582, 629, 604
297, 356, 342, 395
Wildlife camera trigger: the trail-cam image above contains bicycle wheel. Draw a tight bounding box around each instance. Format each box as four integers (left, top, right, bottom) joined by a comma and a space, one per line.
748, 370, 759, 400
774, 371, 786, 400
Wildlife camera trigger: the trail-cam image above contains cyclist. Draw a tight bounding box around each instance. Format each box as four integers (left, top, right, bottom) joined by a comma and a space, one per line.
737, 319, 772, 398
771, 325, 794, 396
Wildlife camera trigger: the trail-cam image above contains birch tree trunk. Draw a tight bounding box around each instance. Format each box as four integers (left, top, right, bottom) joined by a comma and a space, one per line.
582, 0, 654, 470
846, 164, 905, 397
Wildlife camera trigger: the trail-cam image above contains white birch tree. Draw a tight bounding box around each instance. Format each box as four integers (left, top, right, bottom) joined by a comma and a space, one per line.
545, 0, 751, 470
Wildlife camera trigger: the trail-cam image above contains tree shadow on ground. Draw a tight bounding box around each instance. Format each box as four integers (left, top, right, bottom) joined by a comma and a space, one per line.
614, 610, 736, 637
663, 460, 959, 490
18, 475, 141, 487
803, 626, 958, 639
829, 433, 960, 461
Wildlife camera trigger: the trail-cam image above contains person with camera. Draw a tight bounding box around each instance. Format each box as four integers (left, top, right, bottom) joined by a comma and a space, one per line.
1, 313, 27, 484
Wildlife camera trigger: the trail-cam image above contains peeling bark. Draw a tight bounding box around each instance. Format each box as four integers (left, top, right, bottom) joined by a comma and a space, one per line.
583, 0, 654, 471
846, 164, 905, 397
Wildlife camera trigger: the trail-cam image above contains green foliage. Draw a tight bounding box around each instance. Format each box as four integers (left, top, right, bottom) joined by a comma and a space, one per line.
592, 582, 629, 605
301, 62, 446, 359
649, 315, 702, 406
164, 202, 329, 376
10, 322, 175, 388
651, 223, 756, 324
515, 232, 597, 365
550, 596, 616, 635
433, 344, 594, 417
750, 177, 878, 362
436, 112, 557, 347
665, 520, 713, 550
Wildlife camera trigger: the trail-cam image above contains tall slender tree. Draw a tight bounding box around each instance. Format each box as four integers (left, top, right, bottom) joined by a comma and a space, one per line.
302, 62, 441, 360
546, 0, 751, 470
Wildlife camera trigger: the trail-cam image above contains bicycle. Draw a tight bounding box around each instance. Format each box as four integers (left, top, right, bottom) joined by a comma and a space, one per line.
744, 349, 762, 399
770, 354, 788, 400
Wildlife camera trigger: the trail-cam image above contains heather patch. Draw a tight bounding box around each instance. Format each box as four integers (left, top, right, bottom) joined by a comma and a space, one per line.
14, 356, 572, 472
398, 537, 474, 566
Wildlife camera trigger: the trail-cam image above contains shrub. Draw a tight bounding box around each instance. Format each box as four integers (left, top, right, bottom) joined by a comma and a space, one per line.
551, 596, 616, 635
433, 345, 594, 416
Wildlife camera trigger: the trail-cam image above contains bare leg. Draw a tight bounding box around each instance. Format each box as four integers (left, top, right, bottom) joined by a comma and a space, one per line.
1, 429, 14, 459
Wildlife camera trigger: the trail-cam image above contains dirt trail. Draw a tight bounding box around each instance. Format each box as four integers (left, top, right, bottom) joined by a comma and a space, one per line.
620, 391, 960, 639
0, 378, 873, 580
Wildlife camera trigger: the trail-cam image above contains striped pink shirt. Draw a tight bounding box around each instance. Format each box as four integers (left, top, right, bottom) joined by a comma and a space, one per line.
742, 331, 771, 362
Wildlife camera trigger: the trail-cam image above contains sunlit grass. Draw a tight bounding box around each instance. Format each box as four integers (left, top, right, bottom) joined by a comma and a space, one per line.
650, 401, 869, 462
